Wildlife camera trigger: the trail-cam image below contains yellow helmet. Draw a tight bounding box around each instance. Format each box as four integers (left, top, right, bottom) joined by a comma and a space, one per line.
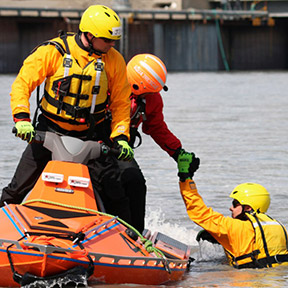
127, 54, 168, 95
79, 5, 122, 40
230, 183, 270, 213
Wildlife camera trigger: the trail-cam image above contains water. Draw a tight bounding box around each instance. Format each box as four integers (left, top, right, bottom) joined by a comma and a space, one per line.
0, 72, 288, 287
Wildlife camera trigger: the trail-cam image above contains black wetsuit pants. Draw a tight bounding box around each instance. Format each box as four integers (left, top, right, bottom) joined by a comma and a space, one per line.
117, 159, 147, 233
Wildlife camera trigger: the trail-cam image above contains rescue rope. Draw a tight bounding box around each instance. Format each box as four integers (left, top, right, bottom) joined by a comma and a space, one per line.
21, 199, 167, 261
22, 199, 102, 213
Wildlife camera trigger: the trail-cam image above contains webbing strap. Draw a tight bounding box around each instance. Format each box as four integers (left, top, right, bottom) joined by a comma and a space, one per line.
253, 214, 272, 267
90, 58, 103, 114
237, 254, 288, 269
42, 91, 106, 122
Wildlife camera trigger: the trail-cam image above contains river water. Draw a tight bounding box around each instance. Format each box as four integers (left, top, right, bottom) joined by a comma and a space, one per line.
0, 72, 288, 287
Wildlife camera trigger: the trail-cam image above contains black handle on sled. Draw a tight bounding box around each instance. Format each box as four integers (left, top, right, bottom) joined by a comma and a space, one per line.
12, 128, 120, 158
100, 144, 121, 158
12, 127, 45, 143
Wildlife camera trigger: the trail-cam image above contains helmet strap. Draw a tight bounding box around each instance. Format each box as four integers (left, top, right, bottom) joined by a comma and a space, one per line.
236, 206, 249, 221
82, 32, 102, 56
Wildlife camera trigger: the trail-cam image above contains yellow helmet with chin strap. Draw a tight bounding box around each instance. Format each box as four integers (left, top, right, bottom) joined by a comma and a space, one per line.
79, 5, 122, 40
230, 183, 270, 213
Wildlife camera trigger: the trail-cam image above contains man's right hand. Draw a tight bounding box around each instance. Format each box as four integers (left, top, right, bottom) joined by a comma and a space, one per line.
115, 140, 134, 161
177, 149, 200, 182
14, 121, 35, 143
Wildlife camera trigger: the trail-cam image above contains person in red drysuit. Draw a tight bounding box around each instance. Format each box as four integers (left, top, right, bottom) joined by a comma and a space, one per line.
116, 54, 199, 233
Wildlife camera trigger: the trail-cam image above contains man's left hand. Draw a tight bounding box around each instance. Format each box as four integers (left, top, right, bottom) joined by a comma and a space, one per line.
196, 229, 219, 244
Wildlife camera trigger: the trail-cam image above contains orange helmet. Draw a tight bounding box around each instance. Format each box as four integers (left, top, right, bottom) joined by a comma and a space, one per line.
127, 54, 168, 95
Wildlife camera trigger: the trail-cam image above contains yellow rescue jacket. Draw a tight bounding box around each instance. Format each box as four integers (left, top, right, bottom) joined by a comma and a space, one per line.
10, 32, 131, 139
226, 213, 288, 268
179, 180, 288, 269
41, 33, 109, 129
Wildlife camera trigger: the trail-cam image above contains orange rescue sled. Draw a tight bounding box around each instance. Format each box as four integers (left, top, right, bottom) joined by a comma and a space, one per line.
0, 132, 191, 287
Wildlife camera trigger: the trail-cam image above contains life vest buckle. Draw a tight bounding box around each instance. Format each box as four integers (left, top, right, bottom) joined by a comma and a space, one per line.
73, 106, 89, 120
94, 61, 104, 71
63, 57, 73, 68
92, 85, 100, 95
274, 255, 281, 264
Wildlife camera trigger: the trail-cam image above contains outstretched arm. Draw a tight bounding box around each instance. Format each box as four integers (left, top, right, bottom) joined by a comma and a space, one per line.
142, 92, 181, 157
177, 154, 254, 258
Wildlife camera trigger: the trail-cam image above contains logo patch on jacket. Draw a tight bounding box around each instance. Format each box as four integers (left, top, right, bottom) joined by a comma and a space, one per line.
117, 125, 125, 133
189, 181, 196, 190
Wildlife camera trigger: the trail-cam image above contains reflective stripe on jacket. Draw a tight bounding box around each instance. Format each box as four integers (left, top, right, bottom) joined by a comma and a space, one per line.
179, 180, 288, 269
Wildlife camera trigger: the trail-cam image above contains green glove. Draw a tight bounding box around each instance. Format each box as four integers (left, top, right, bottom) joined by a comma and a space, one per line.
177, 149, 200, 182
14, 121, 35, 143
116, 140, 134, 161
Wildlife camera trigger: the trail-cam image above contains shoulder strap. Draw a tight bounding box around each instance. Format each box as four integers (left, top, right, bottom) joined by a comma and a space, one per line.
30, 40, 66, 56
130, 97, 146, 125
30, 30, 75, 56
253, 214, 271, 263
58, 30, 71, 55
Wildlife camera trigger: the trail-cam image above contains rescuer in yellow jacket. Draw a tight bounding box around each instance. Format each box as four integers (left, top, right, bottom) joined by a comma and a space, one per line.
0, 5, 134, 224
177, 151, 288, 269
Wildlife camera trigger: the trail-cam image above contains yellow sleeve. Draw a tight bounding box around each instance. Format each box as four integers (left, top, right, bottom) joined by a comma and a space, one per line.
104, 48, 131, 141
179, 180, 255, 257
10, 44, 62, 117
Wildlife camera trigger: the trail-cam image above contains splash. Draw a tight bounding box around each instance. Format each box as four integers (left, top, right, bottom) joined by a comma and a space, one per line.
197, 240, 226, 262
145, 208, 226, 264
21, 272, 88, 288
145, 207, 198, 245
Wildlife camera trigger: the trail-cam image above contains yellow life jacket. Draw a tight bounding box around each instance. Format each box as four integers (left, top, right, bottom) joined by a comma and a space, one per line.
40, 33, 108, 132
226, 212, 288, 268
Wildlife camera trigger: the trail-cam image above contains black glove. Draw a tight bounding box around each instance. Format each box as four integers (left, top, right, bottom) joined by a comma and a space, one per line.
177, 149, 200, 182
196, 229, 219, 244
